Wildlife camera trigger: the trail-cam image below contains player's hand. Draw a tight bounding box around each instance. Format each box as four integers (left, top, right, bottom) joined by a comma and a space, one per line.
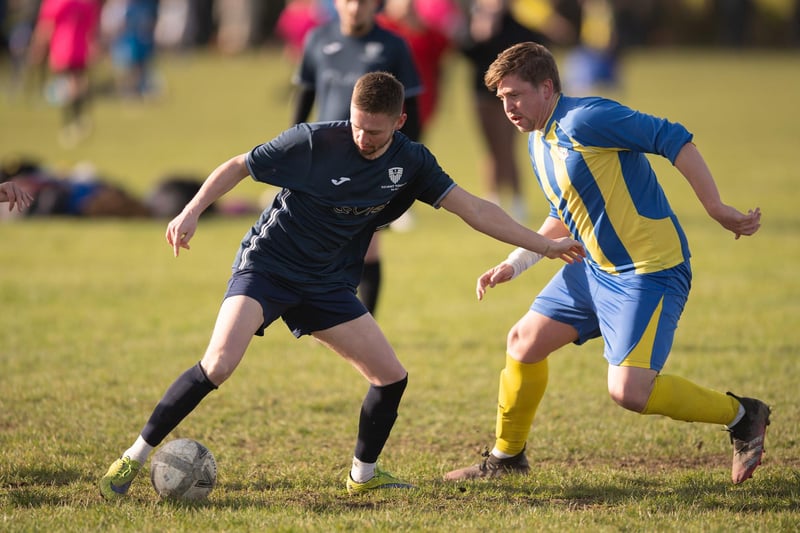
476, 263, 515, 300
0, 182, 33, 212
165, 211, 199, 257
545, 237, 585, 263
713, 205, 761, 239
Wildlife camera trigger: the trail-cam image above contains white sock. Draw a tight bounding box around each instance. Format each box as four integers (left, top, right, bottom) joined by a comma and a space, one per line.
350, 457, 376, 483
491, 447, 514, 459
727, 404, 746, 429
123, 435, 154, 465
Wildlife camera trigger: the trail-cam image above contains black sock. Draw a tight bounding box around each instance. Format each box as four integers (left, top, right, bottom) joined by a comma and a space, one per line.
141, 362, 217, 446
354, 375, 408, 463
358, 260, 381, 315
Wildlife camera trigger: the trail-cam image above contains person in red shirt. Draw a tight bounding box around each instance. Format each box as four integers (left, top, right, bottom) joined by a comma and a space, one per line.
377, 0, 452, 135
28, 0, 102, 146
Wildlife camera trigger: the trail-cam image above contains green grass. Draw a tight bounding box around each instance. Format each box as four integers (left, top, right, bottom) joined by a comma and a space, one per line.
1, 47, 799, 531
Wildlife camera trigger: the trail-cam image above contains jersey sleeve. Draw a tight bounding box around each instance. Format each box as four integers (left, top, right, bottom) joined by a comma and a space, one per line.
406, 144, 454, 206
371, 144, 455, 228
567, 98, 693, 164
246, 124, 313, 189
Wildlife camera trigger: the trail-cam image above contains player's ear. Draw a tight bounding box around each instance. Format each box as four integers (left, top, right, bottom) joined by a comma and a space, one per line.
542, 78, 555, 97
395, 113, 407, 131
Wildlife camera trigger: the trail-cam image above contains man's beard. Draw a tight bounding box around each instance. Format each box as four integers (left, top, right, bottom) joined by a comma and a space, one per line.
358, 135, 393, 159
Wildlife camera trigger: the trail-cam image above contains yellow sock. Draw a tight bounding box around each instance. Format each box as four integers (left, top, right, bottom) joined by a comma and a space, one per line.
495, 354, 548, 456
642, 374, 739, 425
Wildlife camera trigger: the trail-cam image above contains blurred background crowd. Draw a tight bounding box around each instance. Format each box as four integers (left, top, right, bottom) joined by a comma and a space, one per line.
1, 0, 798, 221
2, 1, 798, 66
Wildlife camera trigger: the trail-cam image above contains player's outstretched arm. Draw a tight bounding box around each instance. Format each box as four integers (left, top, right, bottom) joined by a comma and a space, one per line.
440, 185, 585, 261
166, 153, 251, 257
674, 142, 761, 239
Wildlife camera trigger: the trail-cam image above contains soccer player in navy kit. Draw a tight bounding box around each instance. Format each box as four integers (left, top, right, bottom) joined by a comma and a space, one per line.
292, 0, 424, 317
443, 42, 770, 486
99, 72, 585, 498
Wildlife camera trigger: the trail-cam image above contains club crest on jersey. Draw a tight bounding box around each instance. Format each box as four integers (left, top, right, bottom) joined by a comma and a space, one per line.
322, 42, 342, 55
388, 167, 403, 184
362, 42, 385, 61
382, 167, 406, 191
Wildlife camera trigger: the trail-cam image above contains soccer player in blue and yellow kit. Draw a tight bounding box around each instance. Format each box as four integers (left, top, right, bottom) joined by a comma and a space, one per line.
444, 42, 770, 485
99, 71, 585, 499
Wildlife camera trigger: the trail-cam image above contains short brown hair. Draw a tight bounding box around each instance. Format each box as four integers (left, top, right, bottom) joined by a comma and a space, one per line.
352, 72, 405, 116
484, 42, 561, 93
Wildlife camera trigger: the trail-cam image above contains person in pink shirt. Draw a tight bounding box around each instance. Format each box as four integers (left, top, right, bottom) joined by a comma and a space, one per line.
412, 0, 464, 40
28, 0, 102, 145
275, 0, 329, 64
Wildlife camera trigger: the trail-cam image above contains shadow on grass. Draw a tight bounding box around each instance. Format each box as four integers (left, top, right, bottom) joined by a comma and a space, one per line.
125, 467, 800, 514
3, 465, 82, 488
4, 465, 798, 514
3, 465, 83, 507
7, 488, 71, 508
439, 467, 800, 513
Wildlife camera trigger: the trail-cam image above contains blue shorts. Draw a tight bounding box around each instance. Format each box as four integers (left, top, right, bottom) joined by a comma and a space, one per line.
223, 270, 368, 338
530, 260, 692, 371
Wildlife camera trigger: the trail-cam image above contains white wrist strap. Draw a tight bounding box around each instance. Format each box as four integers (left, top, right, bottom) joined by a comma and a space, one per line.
503, 247, 544, 279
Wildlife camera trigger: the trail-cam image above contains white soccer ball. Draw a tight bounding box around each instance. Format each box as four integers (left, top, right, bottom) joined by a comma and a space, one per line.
150, 438, 217, 501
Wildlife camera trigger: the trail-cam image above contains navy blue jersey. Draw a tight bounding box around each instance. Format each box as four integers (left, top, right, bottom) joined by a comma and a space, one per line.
236, 121, 455, 292
296, 22, 422, 121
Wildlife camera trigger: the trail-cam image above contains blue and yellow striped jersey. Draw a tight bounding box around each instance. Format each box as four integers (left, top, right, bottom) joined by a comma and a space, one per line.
530, 95, 694, 275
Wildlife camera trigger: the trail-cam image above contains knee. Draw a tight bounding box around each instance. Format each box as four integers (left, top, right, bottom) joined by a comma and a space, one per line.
506, 326, 544, 363
506, 326, 527, 354
607, 366, 658, 413
200, 352, 235, 386
608, 381, 650, 413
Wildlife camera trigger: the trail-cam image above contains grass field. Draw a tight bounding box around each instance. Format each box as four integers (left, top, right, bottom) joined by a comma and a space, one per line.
1, 47, 799, 531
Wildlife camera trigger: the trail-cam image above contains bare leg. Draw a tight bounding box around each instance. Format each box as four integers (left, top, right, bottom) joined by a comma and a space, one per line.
312, 313, 405, 385
314, 314, 409, 484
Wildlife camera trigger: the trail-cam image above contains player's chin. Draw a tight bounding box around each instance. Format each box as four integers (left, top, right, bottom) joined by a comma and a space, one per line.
510, 118, 532, 132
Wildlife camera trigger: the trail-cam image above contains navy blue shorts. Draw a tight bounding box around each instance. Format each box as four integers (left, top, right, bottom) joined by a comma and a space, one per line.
223, 270, 368, 338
